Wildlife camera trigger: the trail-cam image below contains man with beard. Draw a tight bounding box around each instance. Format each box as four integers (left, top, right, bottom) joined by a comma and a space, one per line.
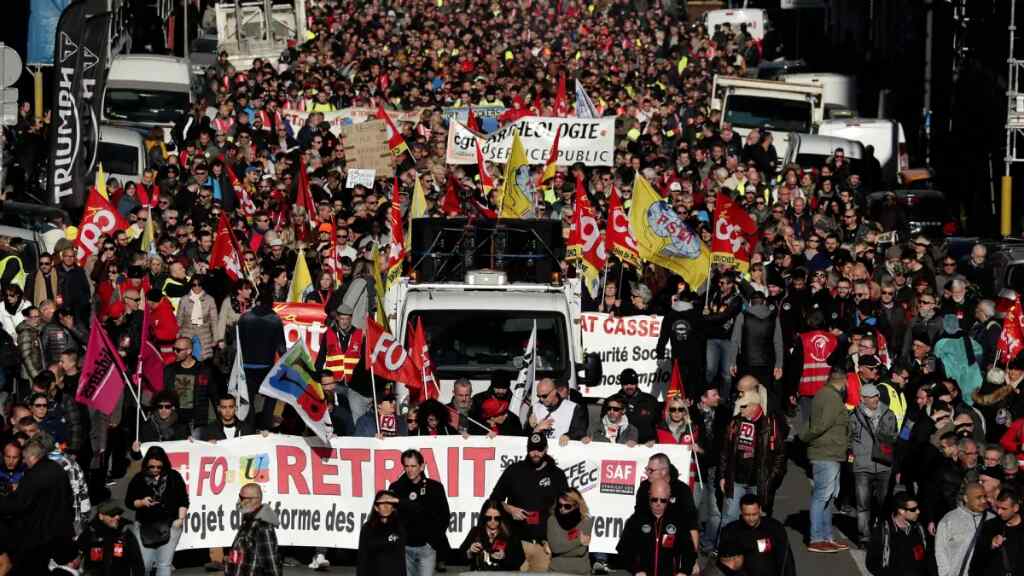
527, 378, 588, 445
226, 483, 282, 576
489, 433, 569, 571
656, 294, 706, 395
614, 368, 659, 444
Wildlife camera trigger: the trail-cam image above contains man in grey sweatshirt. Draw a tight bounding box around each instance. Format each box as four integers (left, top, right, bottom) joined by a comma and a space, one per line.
934, 482, 989, 576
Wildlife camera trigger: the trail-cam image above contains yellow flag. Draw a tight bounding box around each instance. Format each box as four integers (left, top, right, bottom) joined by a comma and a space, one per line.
96, 164, 107, 199
288, 249, 312, 302
497, 132, 536, 219
628, 175, 710, 289
370, 244, 388, 327
140, 209, 156, 253
406, 176, 427, 252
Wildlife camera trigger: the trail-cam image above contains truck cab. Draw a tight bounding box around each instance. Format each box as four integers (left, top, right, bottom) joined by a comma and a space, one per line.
386, 218, 600, 402
102, 55, 192, 141
710, 75, 824, 163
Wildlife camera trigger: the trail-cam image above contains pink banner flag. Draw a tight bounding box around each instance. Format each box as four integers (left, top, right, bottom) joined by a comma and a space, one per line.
77, 318, 129, 415
137, 303, 164, 393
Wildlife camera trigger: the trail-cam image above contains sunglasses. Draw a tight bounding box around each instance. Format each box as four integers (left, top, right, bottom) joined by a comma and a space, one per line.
902, 506, 919, 512
374, 500, 398, 507
485, 514, 501, 521
32, 403, 48, 408
558, 503, 576, 511
668, 407, 685, 413
147, 465, 164, 470
649, 497, 670, 504
606, 406, 623, 413
173, 347, 191, 353
158, 404, 174, 409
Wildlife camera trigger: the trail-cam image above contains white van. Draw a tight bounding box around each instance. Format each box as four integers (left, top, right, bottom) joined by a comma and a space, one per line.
817, 118, 908, 186
102, 55, 192, 141
96, 125, 146, 187
781, 73, 857, 117
782, 133, 865, 175
703, 9, 767, 41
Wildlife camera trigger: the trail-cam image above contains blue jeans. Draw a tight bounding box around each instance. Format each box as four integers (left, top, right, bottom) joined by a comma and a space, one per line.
135, 523, 181, 576
706, 338, 736, 398
810, 460, 842, 543
721, 482, 757, 527
405, 543, 436, 576
695, 468, 722, 551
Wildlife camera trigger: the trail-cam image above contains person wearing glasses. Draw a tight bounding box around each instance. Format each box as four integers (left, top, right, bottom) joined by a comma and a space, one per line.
545, 488, 593, 574
26, 252, 58, 308
131, 391, 190, 456
582, 395, 638, 446
703, 270, 745, 400
901, 290, 943, 363
357, 490, 406, 576
616, 479, 697, 576
125, 446, 188, 576
460, 500, 525, 570
865, 492, 928, 576
226, 483, 283, 576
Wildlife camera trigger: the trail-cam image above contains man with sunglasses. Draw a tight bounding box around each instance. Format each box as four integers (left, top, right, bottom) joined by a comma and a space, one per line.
719, 494, 795, 576
617, 479, 697, 576
865, 492, 928, 576
225, 483, 282, 576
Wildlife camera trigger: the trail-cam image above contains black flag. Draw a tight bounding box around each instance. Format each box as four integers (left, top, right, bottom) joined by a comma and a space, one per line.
80, 10, 112, 179
47, 0, 87, 208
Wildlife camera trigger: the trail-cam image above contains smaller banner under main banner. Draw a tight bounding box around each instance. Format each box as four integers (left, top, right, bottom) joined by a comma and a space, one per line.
146, 435, 692, 553
580, 312, 671, 399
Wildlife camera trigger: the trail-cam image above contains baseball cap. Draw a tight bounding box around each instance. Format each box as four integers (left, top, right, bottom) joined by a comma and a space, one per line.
859, 355, 881, 369
527, 433, 548, 452
860, 384, 880, 398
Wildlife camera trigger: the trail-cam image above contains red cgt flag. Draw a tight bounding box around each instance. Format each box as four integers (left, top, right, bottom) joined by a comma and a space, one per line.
75, 187, 129, 265
998, 294, 1024, 363
605, 186, 641, 268
210, 213, 244, 281
365, 316, 422, 388
710, 192, 759, 272
407, 317, 439, 402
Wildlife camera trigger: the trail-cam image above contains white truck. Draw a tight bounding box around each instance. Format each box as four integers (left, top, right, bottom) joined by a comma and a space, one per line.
781, 72, 857, 117
384, 219, 601, 402
102, 55, 193, 142
710, 75, 824, 163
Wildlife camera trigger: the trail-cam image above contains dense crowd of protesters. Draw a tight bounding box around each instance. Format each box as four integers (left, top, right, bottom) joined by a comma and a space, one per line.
0, 0, 1023, 574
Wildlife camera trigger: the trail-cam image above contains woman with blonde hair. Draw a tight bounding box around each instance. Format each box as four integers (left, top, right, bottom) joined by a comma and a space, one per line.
546, 488, 593, 574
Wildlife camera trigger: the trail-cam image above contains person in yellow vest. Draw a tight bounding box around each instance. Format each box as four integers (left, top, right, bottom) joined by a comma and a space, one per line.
315, 304, 370, 425
161, 258, 190, 313
877, 370, 909, 431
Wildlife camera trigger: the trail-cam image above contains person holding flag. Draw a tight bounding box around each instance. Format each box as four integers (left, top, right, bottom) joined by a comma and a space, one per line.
315, 304, 369, 424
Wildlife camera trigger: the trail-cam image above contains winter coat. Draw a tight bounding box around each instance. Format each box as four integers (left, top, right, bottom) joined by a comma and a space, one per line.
546, 511, 593, 574
934, 333, 984, 406
970, 319, 1002, 370
849, 403, 899, 473
78, 516, 146, 576
40, 319, 86, 366
357, 518, 406, 576
176, 291, 218, 361
0, 299, 29, 340
16, 320, 43, 382
458, 525, 525, 571
0, 458, 74, 554
972, 382, 1020, 443
616, 509, 697, 576
587, 417, 640, 444
226, 505, 283, 576
720, 412, 786, 499
729, 302, 784, 370
866, 518, 928, 576
800, 385, 850, 462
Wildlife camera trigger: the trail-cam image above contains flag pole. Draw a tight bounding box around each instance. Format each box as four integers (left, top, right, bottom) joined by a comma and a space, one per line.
366, 328, 380, 436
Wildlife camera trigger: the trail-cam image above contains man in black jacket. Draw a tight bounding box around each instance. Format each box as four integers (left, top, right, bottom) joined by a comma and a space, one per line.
237, 287, 286, 428
634, 453, 700, 554
195, 395, 257, 441
392, 449, 451, 576
617, 479, 698, 576
657, 296, 707, 395
616, 368, 659, 444
866, 492, 929, 576
489, 433, 569, 571
77, 500, 146, 576
0, 438, 74, 574
704, 271, 744, 398
719, 494, 794, 576
970, 487, 1024, 576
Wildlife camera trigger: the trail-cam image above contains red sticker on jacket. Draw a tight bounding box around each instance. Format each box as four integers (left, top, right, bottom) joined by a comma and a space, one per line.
662, 534, 676, 548
113, 542, 124, 558
526, 511, 540, 525
90, 547, 103, 561
913, 544, 924, 561
568, 528, 580, 541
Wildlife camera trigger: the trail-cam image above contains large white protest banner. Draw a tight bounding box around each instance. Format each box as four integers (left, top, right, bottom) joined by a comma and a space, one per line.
147, 435, 691, 553
445, 116, 615, 167
580, 312, 671, 399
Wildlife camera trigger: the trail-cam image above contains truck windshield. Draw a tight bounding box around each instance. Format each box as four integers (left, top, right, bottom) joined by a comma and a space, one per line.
410, 310, 567, 377
104, 89, 189, 124
725, 95, 813, 133
97, 142, 139, 176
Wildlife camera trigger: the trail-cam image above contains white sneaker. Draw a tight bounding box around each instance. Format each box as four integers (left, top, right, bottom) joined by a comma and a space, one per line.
308, 553, 330, 571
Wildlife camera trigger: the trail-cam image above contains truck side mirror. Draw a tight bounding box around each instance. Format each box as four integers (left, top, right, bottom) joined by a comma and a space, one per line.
577, 352, 603, 386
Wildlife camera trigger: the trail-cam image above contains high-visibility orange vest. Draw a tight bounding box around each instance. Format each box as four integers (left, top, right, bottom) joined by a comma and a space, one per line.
324, 327, 363, 382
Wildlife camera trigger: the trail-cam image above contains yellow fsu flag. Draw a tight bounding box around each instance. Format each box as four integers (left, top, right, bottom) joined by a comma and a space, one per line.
497, 132, 536, 219
406, 176, 427, 252
629, 175, 710, 289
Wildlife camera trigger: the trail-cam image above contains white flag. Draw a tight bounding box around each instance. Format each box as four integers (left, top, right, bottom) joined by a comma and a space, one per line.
575, 79, 599, 119
227, 326, 250, 421
514, 321, 538, 423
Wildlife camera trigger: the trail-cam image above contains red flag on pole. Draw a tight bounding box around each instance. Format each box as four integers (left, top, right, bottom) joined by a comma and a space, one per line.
365, 316, 422, 387
407, 317, 439, 402
662, 358, 687, 421
77, 318, 130, 415
75, 187, 129, 265
475, 139, 494, 196
553, 73, 570, 117
710, 192, 759, 272
210, 213, 244, 281
467, 106, 480, 132
442, 173, 461, 216
376, 105, 410, 157
606, 186, 641, 268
